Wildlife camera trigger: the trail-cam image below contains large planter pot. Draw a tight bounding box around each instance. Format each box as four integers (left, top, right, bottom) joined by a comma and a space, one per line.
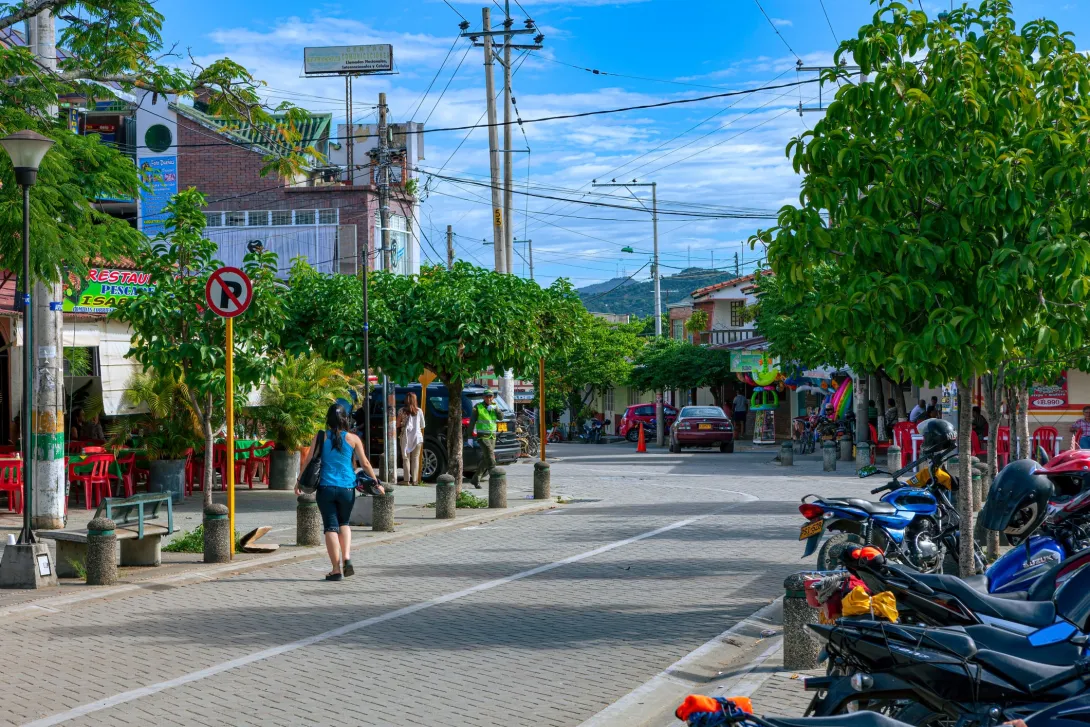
148, 459, 187, 504
269, 450, 301, 491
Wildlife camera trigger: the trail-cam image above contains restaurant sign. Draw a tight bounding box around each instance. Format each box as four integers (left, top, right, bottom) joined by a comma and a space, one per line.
63, 268, 155, 314
1030, 373, 1068, 410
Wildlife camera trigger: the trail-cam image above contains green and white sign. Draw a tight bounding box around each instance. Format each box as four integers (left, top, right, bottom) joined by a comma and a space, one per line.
63, 268, 155, 314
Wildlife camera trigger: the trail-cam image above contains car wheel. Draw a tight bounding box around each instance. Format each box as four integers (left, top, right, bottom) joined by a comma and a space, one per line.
626, 428, 639, 442
669, 440, 679, 453
421, 442, 446, 483
721, 441, 734, 453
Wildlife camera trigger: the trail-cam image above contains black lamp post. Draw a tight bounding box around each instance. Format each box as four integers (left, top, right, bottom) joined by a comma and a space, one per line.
0, 130, 55, 545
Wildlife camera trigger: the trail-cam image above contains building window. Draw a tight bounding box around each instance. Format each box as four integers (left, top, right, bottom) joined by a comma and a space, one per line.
604, 387, 614, 413
318, 209, 338, 225
294, 210, 316, 225
730, 300, 745, 327
226, 212, 246, 227
204, 212, 223, 228
672, 320, 684, 340
247, 211, 269, 226
271, 210, 292, 226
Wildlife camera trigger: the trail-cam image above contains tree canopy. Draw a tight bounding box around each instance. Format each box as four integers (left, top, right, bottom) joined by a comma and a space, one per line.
540, 312, 644, 416
627, 338, 733, 403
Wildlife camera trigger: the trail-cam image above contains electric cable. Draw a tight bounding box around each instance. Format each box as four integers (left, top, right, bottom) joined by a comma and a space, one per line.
408, 35, 462, 123
754, 0, 802, 62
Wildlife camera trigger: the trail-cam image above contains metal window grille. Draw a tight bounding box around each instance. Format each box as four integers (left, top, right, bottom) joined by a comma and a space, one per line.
247, 211, 269, 226
294, 210, 316, 225
204, 212, 223, 228
271, 210, 292, 226
226, 212, 246, 227
318, 209, 338, 225
730, 301, 745, 327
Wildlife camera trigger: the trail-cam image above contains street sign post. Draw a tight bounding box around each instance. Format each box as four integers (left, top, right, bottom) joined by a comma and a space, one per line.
205, 267, 253, 557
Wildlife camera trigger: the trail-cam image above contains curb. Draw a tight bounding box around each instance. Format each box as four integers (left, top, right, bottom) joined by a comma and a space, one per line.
0, 498, 558, 621
578, 597, 784, 727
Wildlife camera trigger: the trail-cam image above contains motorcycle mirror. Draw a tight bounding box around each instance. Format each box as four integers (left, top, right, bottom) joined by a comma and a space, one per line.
1028, 621, 1078, 647
857, 465, 888, 478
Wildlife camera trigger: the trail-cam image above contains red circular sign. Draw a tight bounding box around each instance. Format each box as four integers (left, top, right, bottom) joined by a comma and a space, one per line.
204, 267, 253, 318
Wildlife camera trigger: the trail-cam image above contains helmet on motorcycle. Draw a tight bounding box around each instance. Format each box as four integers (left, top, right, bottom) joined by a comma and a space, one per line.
979, 459, 1054, 540
1034, 450, 1090, 501
918, 418, 957, 455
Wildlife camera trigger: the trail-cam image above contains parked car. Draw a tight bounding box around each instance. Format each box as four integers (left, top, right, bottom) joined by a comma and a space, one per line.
619, 403, 678, 442
359, 383, 520, 482
669, 405, 735, 453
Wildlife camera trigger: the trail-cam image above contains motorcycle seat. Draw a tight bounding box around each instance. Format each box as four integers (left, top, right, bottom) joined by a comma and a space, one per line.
764, 713, 910, 727
973, 649, 1084, 696
913, 571, 1056, 628
822, 498, 897, 515
964, 625, 1082, 666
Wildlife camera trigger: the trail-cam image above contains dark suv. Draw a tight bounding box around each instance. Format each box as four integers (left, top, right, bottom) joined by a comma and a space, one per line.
360, 383, 520, 482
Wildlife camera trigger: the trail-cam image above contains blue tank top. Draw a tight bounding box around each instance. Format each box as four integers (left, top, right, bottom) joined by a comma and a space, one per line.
319, 430, 355, 488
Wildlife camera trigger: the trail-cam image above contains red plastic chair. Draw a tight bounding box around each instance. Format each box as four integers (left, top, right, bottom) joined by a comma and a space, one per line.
891, 421, 917, 468
109, 451, 137, 498
247, 441, 272, 487
212, 444, 248, 490
1033, 426, 1061, 460
971, 431, 988, 458
0, 458, 23, 514
996, 426, 1011, 467
68, 453, 113, 509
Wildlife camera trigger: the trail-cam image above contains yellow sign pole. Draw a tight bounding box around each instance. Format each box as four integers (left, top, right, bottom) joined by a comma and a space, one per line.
539, 357, 546, 461
417, 369, 437, 484
226, 317, 235, 557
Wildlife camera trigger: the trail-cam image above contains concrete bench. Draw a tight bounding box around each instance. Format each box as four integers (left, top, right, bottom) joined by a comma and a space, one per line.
40, 493, 175, 578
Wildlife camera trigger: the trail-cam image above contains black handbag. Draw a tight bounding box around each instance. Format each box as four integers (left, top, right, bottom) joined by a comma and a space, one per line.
298, 430, 325, 494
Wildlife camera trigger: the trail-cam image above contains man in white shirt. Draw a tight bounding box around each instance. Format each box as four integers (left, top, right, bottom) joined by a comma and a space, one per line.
909, 399, 926, 422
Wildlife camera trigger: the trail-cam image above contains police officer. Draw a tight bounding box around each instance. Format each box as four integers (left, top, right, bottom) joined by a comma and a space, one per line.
468, 389, 500, 489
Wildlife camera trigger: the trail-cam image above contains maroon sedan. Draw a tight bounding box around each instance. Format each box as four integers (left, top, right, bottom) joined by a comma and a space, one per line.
669, 406, 735, 453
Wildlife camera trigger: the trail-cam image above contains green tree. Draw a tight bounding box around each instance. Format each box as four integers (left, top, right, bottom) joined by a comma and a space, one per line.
256, 353, 358, 453
627, 338, 734, 406
285, 261, 583, 484
113, 189, 286, 505
751, 0, 1090, 573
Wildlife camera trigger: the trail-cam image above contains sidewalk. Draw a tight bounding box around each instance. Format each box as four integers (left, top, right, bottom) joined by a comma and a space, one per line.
0, 459, 555, 616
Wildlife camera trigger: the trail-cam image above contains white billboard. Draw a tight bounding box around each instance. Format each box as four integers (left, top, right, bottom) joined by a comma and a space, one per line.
304, 45, 394, 74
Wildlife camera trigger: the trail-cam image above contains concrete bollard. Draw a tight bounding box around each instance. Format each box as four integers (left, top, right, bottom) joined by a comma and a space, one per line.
533, 461, 551, 499
203, 504, 231, 563
887, 445, 902, 472
783, 572, 823, 670
856, 442, 871, 472
85, 517, 117, 585
489, 467, 508, 509
823, 441, 837, 471
839, 437, 853, 461
372, 493, 395, 532
296, 494, 322, 546
779, 441, 794, 466
972, 471, 983, 514
435, 474, 457, 519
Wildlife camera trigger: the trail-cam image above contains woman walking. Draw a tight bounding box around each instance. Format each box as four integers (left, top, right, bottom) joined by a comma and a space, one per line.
399, 392, 426, 484
297, 403, 378, 581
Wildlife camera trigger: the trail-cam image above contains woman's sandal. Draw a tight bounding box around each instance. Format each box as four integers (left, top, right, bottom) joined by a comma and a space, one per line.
343, 560, 355, 577
325, 572, 343, 581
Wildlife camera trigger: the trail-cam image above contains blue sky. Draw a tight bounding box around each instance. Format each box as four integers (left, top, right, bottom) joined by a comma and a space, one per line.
155, 0, 1090, 290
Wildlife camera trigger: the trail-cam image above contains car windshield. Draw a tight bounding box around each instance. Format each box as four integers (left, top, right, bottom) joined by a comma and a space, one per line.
680, 406, 726, 418
468, 394, 515, 417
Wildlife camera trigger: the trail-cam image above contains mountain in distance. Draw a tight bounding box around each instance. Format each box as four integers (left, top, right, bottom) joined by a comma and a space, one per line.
577, 267, 739, 317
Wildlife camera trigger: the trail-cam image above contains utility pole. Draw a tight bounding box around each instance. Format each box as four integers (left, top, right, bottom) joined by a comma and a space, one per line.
734, 251, 740, 277
446, 225, 454, 270
28, 10, 64, 529
515, 239, 532, 280
594, 179, 662, 445
502, 2, 515, 276
345, 75, 354, 185
479, 8, 505, 273
377, 91, 396, 483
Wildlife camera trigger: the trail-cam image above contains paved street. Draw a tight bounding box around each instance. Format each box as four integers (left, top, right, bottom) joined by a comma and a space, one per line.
0, 443, 868, 727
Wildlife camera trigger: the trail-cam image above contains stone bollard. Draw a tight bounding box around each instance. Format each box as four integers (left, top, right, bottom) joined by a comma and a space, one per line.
783, 572, 822, 670
533, 461, 551, 499
435, 474, 457, 519
839, 437, 853, 461
489, 467, 508, 508
203, 504, 231, 563
85, 517, 117, 585
972, 471, 983, 514
372, 493, 395, 532
856, 442, 871, 472
823, 441, 837, 472
296, 494, 322, 546
779, 441, 794, 466
887, 445, 902, 472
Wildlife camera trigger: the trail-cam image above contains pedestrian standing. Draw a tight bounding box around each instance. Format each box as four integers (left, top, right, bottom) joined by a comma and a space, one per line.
398, 392, 426, 484
296, 403, 378, 581
469, 389, 500, 489
732, 390, 748, 436
909, 398, 926, 422
1071, 406, 1090, 450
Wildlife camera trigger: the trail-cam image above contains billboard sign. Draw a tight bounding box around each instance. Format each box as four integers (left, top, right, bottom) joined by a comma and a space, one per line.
1030, 373, 1068, 410
304, 45, 394, 74
139, 155, 178, 235
63, 268, 155, 314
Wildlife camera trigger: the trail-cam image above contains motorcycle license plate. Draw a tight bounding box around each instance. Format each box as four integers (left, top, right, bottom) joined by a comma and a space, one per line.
497, 423, 508, 432
698, 423, 712, 430
799, 518, 824, 541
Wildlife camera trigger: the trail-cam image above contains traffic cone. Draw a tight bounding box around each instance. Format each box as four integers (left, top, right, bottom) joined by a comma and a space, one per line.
636, 422, 647, 453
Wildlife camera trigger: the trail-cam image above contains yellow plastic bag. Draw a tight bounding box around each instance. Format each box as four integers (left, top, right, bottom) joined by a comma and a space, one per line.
841, 586, 899, 622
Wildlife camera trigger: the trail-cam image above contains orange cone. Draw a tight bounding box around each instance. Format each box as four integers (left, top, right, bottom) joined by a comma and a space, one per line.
636, 422, 647, 453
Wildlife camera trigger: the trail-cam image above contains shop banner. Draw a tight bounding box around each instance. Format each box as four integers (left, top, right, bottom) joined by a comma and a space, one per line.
730, 351, 779, 386
64, 268, 155, 314
139, 155, 177, 235
1030, 374, 1068, 410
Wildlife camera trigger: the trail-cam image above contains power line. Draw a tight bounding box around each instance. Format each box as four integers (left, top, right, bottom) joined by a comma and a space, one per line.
818, 0, 839, 44
442, 0, 467, 22
581, 261, 651, 303
535, 55, 747, 91
408, 35, 462, 122
754, 0, 802, 62
422, 42, 473, 126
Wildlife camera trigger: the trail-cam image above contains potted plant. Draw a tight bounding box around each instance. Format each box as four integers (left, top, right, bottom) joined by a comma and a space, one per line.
256, 353, 357, 490
116, 370, 201, 503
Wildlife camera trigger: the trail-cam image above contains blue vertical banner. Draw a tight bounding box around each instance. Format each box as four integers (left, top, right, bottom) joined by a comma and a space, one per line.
139, 155, 177, 236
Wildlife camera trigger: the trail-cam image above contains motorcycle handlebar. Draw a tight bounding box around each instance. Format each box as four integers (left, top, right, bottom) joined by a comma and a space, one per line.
871, 482, 895, 495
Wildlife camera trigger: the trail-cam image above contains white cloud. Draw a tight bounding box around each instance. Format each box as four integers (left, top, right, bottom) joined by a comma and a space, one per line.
771, 17, 793, 27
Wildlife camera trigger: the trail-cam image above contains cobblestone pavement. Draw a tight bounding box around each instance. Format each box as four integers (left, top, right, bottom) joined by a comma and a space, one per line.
0, 443, 870, 727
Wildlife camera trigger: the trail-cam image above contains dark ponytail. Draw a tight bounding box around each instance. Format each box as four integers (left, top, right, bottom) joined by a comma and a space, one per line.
326, 403, 349, 452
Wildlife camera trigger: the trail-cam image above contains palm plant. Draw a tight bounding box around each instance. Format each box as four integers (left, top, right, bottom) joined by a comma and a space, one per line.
115, 370, 202, 460
256, 353, 359, 452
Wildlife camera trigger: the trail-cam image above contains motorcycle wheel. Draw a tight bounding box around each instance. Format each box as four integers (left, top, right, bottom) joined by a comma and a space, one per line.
817, 533, 864, 571
893, 703, 955, 727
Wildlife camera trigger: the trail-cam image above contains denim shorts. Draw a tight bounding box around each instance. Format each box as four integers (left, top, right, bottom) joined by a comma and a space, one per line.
316, 486, 355, 532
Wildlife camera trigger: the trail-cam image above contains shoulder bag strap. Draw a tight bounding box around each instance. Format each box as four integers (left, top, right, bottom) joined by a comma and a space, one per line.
314, 430, 325, 462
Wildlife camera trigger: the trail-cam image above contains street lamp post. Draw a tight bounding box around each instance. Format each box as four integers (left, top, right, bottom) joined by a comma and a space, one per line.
0, 130, 56, 590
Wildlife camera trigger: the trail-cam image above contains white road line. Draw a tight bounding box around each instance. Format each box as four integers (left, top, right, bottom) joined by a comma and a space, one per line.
22, 500, 756, 727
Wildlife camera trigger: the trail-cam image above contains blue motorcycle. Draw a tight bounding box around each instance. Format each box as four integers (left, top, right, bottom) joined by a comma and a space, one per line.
799, 448, 975, 572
